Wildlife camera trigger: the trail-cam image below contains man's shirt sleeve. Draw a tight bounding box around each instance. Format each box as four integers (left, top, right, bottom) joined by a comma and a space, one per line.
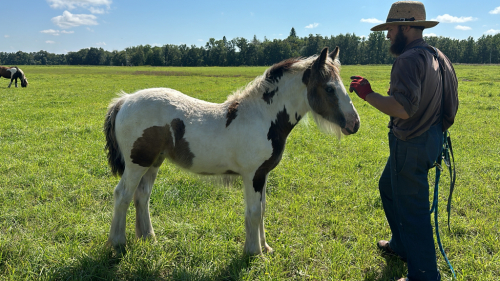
390, 56, 423, 118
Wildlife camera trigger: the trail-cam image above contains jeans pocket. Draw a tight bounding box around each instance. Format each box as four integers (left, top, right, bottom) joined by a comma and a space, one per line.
396, 146, 419, 195
396, 145, 417, 173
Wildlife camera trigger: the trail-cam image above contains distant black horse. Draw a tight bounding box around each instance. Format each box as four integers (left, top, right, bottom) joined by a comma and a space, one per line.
0, 66, 28, 87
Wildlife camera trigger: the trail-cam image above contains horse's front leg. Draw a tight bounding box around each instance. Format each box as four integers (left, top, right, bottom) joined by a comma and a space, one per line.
134, 166, 160, 241
108, 166, 146, 253
259, 182, 273, 253
242, 173, 271, 255
14, 78, 18, 88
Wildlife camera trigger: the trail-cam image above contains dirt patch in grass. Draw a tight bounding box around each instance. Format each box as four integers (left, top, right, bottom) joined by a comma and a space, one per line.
131, 71, 244, 78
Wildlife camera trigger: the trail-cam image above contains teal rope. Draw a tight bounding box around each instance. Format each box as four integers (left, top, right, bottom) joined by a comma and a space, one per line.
431, 132, 456, 279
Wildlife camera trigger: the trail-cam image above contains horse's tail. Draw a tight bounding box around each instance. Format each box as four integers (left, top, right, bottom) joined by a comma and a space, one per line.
104, 95, 126, 177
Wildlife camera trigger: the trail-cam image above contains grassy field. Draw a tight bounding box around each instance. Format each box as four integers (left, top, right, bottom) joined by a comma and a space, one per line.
0, 63, 498, 280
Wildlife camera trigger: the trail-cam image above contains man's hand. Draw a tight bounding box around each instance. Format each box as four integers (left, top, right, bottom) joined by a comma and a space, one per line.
349, 76, 374, 101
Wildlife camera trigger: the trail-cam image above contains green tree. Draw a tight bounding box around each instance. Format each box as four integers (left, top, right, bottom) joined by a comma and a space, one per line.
129, 46, 145, 66
111, 50, 127, 66
85, 47, 105, 65
163, 44, 182, 66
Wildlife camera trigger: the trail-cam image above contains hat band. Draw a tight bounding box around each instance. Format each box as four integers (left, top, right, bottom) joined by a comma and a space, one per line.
386, 17, 415, 23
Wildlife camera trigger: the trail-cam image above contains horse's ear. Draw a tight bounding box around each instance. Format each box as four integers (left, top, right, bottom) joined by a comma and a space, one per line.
313, 47, 329, 70
329, 46, 339, 60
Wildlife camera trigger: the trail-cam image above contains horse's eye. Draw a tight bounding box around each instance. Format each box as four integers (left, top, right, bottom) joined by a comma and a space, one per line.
325, 86, 335, 93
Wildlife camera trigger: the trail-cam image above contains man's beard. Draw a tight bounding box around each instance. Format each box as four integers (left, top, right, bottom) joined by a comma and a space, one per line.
390, 27, 407, 56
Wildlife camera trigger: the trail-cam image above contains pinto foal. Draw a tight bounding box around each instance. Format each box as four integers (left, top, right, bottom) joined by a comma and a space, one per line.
104, 47, 360, 255
0, 66, 29, 88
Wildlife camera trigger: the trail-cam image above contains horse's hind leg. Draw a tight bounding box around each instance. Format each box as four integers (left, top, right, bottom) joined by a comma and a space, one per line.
134, 166, 160, 241
8, 79, 13, 88
108, 165, 147, 253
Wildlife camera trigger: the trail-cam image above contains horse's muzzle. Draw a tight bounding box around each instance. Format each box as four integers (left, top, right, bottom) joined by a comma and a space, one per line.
341, 114, 360, 135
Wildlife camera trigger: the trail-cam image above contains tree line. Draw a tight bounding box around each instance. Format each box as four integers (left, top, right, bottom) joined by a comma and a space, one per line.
1, 29, 499, 66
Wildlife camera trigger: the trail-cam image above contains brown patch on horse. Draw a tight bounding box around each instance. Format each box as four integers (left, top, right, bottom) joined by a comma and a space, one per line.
253, 107, 296, 195
0, 66, 11, 79
266, 58, 300, 84
169, 119, 195, 168
261, 58, 299, 103
262, 87, 279, 105
226, 101, 240, 127
131, 118, 194, 169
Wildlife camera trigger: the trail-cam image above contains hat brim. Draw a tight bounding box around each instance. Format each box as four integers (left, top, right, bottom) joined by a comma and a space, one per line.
371, 21, 439, 31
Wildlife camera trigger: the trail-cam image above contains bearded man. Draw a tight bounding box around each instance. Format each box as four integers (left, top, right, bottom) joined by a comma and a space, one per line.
349, 1, 458, 281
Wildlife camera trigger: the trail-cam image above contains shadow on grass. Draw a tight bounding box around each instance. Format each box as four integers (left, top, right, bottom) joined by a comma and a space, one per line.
48, 246, 124, 281
48, 244, 253, 281
364, 256, 407, 281
171, 253, 253, 281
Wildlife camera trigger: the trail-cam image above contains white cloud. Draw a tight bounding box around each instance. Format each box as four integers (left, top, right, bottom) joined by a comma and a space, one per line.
485, 29, 500, 35
41, 29, 60, 35
432, 14, 477, 23
4, 35, 10, 38
52, 11, 98, 28
61, 30, 74, 34
46, 40, 56, 44
89, 7, 105, 14
361, 18, 384, 24
490, 6, 500, 14
96, 42, 106, 46
47, 0, 111, 10
424, 33, 438, 37
305, 23, 319, 29
455, 25, 472, 30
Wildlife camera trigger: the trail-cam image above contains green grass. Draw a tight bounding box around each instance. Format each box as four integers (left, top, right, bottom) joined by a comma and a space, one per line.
0, 64, 499, 280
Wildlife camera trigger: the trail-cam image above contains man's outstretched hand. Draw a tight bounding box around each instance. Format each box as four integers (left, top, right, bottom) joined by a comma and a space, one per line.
349, 76, 374, 101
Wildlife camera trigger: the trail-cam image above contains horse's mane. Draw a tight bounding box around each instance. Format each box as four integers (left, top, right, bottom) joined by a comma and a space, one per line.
226, 54, 341, 104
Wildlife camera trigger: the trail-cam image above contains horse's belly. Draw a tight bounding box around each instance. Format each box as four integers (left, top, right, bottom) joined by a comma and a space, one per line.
186, 137, 273, 175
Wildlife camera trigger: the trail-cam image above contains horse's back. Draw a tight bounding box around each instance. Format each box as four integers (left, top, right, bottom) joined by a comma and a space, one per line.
115, 88, 225, 129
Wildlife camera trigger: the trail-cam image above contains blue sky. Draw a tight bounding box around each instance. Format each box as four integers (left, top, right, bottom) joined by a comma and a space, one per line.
2, 0, 500, 54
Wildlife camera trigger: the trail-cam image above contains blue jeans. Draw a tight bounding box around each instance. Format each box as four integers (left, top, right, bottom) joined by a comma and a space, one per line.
379, 124, 443, 281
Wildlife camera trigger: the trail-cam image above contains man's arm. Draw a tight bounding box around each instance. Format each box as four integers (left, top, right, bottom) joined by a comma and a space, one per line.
349, 76, 410, 119
365, 92, 410, 119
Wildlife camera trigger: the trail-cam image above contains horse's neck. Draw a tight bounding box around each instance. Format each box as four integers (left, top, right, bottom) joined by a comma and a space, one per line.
259, 71, 309, 123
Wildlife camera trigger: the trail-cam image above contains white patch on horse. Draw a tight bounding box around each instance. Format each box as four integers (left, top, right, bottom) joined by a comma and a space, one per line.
7, 68, 17, 88
104, 47, 360, 256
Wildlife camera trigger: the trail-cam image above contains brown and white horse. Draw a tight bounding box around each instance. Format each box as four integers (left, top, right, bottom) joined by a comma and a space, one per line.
0, 66, 28, 88
104, 47, 360, 255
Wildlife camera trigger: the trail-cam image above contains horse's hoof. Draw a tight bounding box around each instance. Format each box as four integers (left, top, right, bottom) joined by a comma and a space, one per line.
264, 245, 274, 254
106, 240, 127, 256
243, 246, 263, 256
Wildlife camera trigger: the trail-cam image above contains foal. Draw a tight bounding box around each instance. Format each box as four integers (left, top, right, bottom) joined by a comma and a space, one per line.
104, 47, 360, 255
0, 66, 29, 87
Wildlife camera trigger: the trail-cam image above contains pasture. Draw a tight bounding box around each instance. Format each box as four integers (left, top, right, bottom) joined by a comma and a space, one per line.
0, 64, 498, 280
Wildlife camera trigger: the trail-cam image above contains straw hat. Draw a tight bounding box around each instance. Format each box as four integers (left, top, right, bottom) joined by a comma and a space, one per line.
371, 1, 439, 31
